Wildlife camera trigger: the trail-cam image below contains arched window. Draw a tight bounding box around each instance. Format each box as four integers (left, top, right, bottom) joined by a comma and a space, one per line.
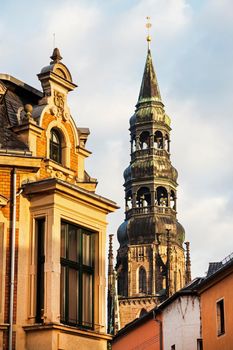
139, 267, 147, 294
131, 135, 136, 153
50, 129, 62, 163
170, 190, 176, 210
139, 131, 150, 150
126, 190, 132, 210
154, 130, 163, 149
156, 186, 168, 207
136, 187, 151, 207
165, 134, 170, 152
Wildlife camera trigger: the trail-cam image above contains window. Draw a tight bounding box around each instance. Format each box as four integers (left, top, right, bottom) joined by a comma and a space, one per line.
60, 222, 94, 328
197, 339, 203, 350
50, 128, 62, 163
139, 266, 147, 294
35, 218, 45, 323
217, 299, 225, 336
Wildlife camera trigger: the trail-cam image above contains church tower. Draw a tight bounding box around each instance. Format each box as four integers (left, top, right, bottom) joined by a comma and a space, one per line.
116, 30, 187, 328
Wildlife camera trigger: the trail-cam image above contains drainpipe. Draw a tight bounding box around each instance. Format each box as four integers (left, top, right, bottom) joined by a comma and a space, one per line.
9, 168, 17, 350
153, 310, 163, 350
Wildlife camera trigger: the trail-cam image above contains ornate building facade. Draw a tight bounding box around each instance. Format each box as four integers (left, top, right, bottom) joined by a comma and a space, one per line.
0, 48, 117, 349
116, 43, 190, 328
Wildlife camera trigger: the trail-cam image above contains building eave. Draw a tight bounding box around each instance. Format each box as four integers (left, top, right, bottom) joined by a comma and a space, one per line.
22, 177, 119, 213
0, 73, 43, 98
0, 154, 42, 172
113, 283, 200, 341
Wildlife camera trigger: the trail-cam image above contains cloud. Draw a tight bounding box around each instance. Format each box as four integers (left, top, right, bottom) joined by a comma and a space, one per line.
0, 0, 233, 278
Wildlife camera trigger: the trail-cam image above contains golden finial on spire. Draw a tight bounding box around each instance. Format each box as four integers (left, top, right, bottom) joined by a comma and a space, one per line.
146, 16, 152, 49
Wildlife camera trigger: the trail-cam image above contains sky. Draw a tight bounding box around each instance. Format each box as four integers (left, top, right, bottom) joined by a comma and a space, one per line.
1, 0, 233, 278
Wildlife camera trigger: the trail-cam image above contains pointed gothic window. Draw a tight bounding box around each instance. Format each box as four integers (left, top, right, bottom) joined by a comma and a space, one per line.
50, 128, 62, 164
139, 266, 147, 294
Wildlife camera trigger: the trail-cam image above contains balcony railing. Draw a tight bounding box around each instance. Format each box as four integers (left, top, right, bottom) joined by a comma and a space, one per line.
125, 205, 176, 220
131, 148, 169, 161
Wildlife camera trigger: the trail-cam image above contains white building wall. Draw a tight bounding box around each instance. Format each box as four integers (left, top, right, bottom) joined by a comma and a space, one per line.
163, 295, 201, 350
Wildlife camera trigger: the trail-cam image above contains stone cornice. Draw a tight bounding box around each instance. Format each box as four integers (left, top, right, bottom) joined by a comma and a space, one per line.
23, 323, 112, 341
22, 178, 119, 213
0, 154, 41, 171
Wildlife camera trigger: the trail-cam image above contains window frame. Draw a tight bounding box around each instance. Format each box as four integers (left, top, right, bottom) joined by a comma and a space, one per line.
139, 266, 147, 294
197, 338, 203, 350
35, 217, 45, 323
60, 221, 95, 329
50, 128, 62, 164
216, 298, 225, 337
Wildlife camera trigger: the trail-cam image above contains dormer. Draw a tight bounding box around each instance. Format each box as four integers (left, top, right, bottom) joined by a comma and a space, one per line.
37, 48, 77, 122
35, 48, 97, 191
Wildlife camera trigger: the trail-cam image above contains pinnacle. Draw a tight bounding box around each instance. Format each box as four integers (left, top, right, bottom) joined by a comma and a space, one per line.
50, 47, 63, 64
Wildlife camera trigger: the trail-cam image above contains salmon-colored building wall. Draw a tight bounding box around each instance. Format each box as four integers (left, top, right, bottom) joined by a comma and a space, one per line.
200, 268, 233, 350
112, 316, 161, 350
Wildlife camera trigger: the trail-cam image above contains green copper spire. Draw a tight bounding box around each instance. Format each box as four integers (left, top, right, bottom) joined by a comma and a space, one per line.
137, 48, 162, 105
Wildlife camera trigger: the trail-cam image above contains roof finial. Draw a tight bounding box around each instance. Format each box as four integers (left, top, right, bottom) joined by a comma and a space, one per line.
50, 47, 63, 64
146, 16, 152, 50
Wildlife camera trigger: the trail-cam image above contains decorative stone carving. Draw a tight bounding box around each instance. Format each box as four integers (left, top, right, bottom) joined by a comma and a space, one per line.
52, 90, 70, 121
50, 106, 57, 116
24, 104, 34, 122
54, 90, 65, 119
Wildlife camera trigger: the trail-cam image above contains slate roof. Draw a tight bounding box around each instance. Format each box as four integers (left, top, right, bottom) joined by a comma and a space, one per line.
137, 49, 162, 105
205, 251, 233, 279
207, 262, 223, 277
0, 75, 42, 152
0, 101, 28, 151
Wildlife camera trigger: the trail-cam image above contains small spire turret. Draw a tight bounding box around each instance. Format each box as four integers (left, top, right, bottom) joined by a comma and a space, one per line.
107, 234, 115, 335
166, 229, 172, 297
108, 234, 114, 280
185, 241, 192, 284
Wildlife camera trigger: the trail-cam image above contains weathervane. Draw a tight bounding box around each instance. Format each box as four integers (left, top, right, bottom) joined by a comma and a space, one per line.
53, 33, 56, 49
146, 16, 152, 49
